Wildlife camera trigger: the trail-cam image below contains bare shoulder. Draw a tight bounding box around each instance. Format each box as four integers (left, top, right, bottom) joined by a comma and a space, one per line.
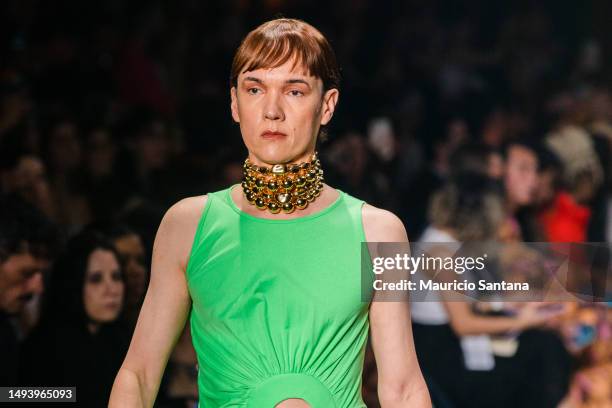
361, 202, 409, 242
163, 194, 209, 225
155, 194, 209, 270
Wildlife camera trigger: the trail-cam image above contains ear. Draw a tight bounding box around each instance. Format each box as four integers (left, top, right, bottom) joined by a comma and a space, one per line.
230, 87, 240, 123
320, 88, 339, 126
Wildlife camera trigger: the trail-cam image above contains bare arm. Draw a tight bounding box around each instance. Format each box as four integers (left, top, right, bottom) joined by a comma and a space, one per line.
443, 301, 560, 336
109, 196, 207, 407
363, 205, 432, 408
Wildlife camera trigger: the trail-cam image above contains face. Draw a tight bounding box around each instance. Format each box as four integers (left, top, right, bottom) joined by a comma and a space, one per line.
138, 121, 169, 169
50, 121, 81, 171
504, 145, 538, 208
7, 155, 49, 202
534, 169, 557, 207
87, 129, 116, 176
230, 58, 339, 165
487, 152, 504, 180
0, 252, 47, 315
83, 249, 124, 323
113, 234, 147, 305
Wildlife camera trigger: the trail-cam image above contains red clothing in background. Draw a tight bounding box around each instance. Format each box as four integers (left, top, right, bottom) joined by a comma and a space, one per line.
539, 191, 591, 242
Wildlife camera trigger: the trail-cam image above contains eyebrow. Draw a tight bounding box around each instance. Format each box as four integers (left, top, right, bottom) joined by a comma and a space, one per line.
243, 76, 311, 88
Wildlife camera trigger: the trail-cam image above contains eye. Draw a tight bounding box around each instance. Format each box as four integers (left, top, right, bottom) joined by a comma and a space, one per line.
246, 87, 261, 95
288, 90, 304, 97
111, 270, 123, 282
88, 272, 103, 284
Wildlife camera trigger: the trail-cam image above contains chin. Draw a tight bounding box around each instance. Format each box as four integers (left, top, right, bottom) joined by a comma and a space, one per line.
252, 149, 294, 165
96, 312, 120, 323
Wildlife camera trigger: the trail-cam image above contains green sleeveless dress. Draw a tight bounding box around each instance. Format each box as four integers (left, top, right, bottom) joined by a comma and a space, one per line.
185, 184, 371, 407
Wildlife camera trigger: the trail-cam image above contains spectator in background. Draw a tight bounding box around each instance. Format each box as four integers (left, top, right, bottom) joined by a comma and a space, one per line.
86, 223, 149, 328
0, 194, 58, 385
541, 116, 604, 242
412, 173, 571, 408
0, 70, 33, 144
403, 116, 470, 237
41, 113, 91, 232
0, 147, 57, 220
116, 107, 184, 211
82, 124, 126, 221
19, 231, 130, 407
449, 142, 504, 180
499, 139, 539, 242
324, 130, 389, 207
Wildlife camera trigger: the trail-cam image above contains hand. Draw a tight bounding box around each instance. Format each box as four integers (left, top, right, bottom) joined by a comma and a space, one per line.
515, 302, 565, 330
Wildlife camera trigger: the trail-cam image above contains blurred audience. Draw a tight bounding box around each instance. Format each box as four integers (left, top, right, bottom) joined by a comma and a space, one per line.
410, 174, 571, 408
0, 0, 611, 406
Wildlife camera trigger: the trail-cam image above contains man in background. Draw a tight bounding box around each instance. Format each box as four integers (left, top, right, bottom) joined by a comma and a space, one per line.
0, 194, 58, 385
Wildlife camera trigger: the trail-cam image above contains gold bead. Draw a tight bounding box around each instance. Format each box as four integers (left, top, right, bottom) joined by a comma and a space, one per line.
282, 202, 295, 213
304, 193, 314, 202
296, 177, 306, 187
295, 198, 307, 209
255, 198, 266, 209
267, 202, 281, 213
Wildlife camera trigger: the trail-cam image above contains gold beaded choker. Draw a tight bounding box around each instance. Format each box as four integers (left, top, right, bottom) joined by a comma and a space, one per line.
241, 152, 324, 214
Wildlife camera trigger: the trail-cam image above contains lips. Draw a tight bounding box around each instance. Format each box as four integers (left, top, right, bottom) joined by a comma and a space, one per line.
104, 301, 120, 309
261, 130, 287, 139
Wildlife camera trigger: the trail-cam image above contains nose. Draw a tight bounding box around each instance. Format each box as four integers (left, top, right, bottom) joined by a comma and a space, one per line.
263, 91, 284, 121
26, 272, 44, 296
103, 276, 124, 297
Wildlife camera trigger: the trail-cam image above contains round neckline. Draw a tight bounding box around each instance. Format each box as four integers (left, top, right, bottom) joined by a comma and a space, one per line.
225, 183, 344, 223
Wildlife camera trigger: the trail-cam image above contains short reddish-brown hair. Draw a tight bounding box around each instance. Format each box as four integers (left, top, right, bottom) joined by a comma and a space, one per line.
230, 18, 341, 92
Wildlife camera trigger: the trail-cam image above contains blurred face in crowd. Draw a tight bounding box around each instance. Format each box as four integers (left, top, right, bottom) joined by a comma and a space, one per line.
83, 248, 124, 325
49, 120, 82, 172
87, 128, 116, 177
113, 233, 147, 305
230, 58, 338, 165
329, 132, 368, 177
0, 251, 47, 315
504, 145, 538, 209
534, 168, 558, 207
2, 155, 50, 202
137, 120, 170, 170
487, 152, 504, 180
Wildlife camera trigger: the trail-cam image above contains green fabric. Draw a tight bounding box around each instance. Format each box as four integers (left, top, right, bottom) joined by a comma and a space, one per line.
186, 184, 370, 407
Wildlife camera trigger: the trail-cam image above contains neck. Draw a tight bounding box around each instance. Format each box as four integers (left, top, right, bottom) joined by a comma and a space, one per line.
247, 150, 315, 168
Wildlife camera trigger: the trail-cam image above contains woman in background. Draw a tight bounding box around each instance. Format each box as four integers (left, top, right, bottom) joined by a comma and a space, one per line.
19, 231, 130, 408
